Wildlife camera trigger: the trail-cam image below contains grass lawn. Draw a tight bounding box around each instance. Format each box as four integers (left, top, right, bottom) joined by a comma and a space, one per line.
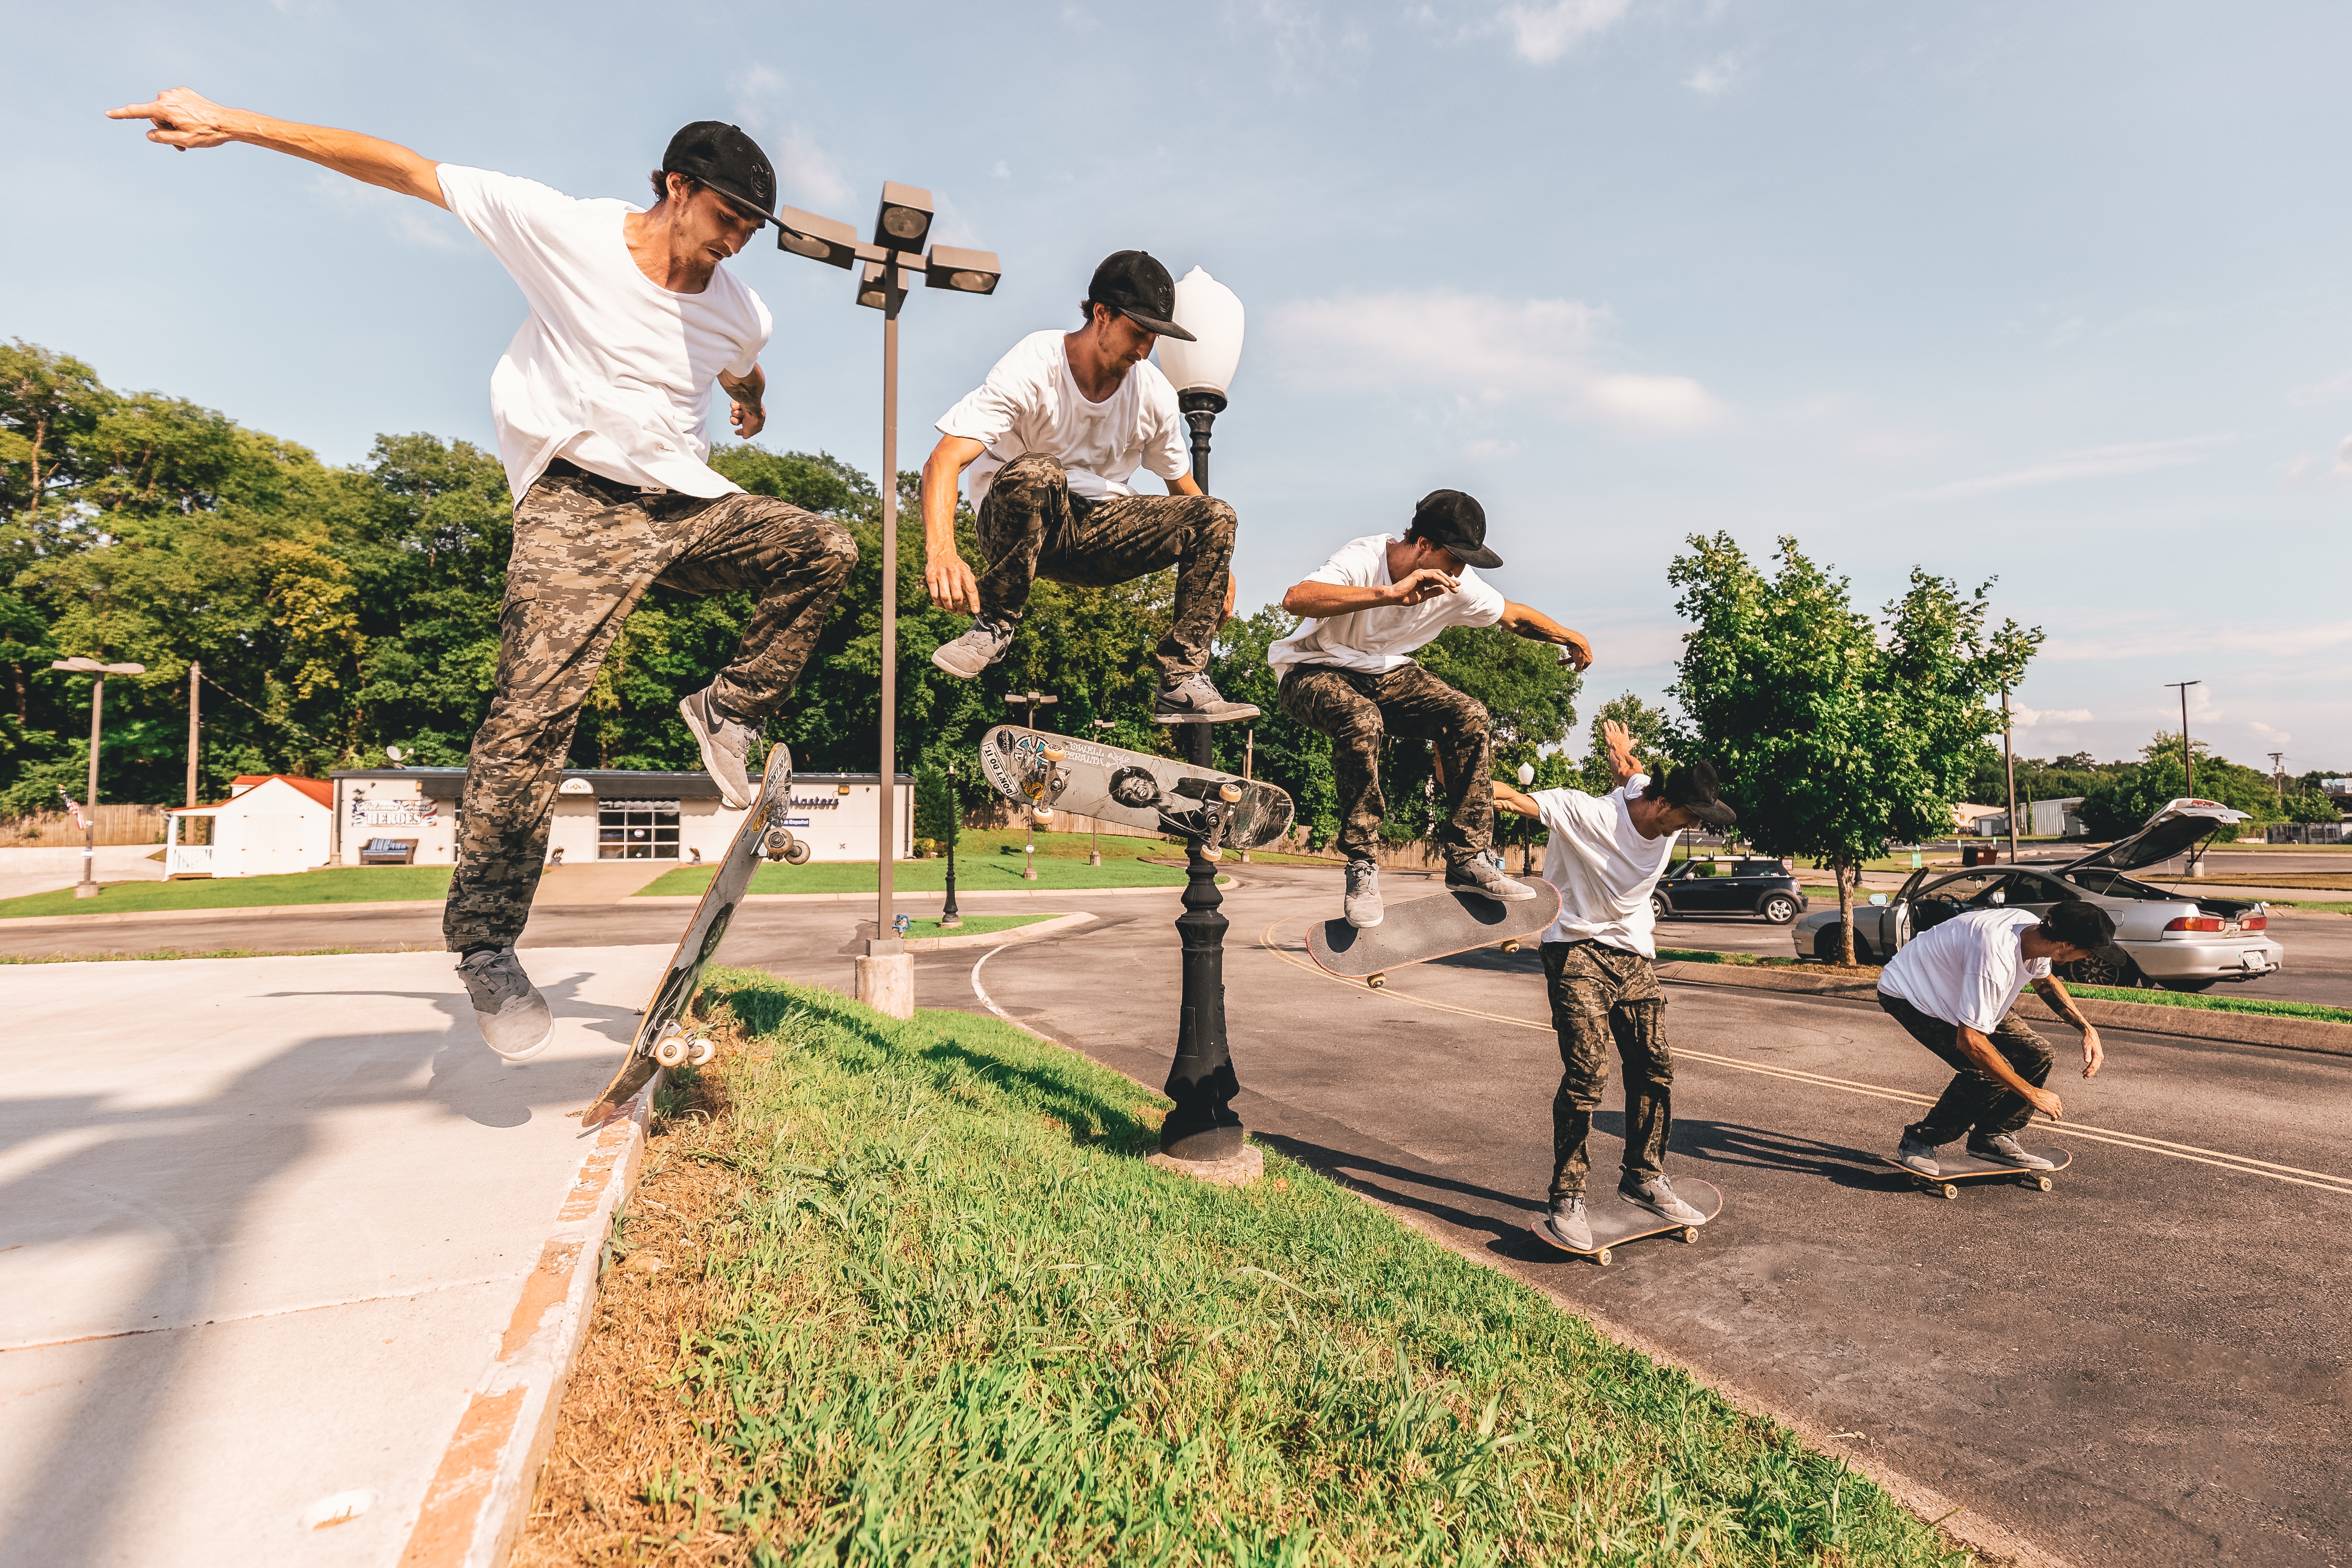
901, 912, 1055, 940
518, 973, 1964, 1566
637, 851, 1221, 897
1658, 948, 1802, 968
0, 866, 451, 920
2066, 986, 2352, 1026
0, 946, 374, 963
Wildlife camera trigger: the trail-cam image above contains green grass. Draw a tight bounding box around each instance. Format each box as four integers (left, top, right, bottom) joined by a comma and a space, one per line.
1655, 948, 1801, 968
2067, 986, 2352, 1026
901, 913, 1055, 940
638, 854, 1216, 897
2272, 900, 2352, 915
640, 969, 1966, 1565
0, 946, 374, 962
0, 866, 452, 920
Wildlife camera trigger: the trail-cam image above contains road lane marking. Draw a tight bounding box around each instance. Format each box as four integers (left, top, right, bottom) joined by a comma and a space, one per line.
1258, 918, 2352, 1198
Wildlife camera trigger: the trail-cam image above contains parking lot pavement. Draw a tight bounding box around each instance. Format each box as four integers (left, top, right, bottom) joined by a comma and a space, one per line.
0, 945, 669, 1567
957, 865, 2351, 1568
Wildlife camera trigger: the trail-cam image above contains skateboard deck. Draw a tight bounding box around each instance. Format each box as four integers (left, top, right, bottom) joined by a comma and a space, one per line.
1528, 1179, 1723, 1266
579, 744, 796, 1129
976, 725, 1293, 850
1308, 880, 1563, 985
1878, 1145, 2071, 1198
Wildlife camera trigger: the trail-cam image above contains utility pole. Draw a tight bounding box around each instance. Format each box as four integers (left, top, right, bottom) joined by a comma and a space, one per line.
2270, 752, 2286, 803
51, 657, 147, 897
186, 661, 200, 807
2165, 680, 2202, 795
2003, 686, 2019, 865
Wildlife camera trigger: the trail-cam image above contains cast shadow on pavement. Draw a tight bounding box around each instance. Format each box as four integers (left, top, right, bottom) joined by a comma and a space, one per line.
1251, 1133, 1542, 1244
1664, 1117, 1913, 1192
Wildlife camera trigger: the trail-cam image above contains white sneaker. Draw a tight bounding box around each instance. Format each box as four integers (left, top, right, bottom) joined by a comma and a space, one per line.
457, 947, 553, 1060
1967, 1132, 2054, 1170
1535, 1196, 1593, 1251
1344, 861, 1383, 928
1619, 1173, 1708, 1225
931, 617, 1016, 679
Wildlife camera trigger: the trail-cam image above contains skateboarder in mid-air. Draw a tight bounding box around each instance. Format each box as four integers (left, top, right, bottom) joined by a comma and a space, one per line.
110, 90, 856, 1058
1272, 489, 1593, 926
1492, 720, 1738, 1250
921, 251, 1255, 724
1873, 900, 2114, 1177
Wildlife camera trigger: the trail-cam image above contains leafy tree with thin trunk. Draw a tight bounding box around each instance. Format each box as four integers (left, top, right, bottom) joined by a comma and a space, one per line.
1668, 535, 2038, 965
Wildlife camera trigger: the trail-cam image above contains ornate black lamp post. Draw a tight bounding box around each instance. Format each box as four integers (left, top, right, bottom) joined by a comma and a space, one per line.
940, 759, 962, 928
1150, 268, 1248, 1164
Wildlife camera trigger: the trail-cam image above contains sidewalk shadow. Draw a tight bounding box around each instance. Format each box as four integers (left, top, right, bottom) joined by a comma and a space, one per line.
1650, 1116, 1909, 1192
1251, 1133, 1539, 1243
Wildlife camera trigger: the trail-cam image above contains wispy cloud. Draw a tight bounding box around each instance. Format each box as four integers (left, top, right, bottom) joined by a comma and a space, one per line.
1061, 6, 1098, 31
2040, 613, 2352, 663
2011, 705, 2094, 728
2335, 434, 2352, 477
1224, 0, 1371, 89
1685, 53, 1740, 94
307, 173, 461, 251
729, 65, 852, 209
1495, 0, 1633, 63
2286, 370, 2352, 406
1902, 434, 2231, 502
1264, 287, 1723, 433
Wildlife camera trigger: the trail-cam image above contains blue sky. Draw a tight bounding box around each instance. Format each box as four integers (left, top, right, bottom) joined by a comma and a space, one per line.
9, 0, 2348, 778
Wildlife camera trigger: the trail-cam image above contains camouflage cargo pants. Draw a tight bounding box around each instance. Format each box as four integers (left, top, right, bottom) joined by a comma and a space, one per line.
975, 453, 1236, 681
444, 463, 857, 952
1877, 992, 2054, 1143
1541, 940, 1674, 1200
1277, 662, 1493, 866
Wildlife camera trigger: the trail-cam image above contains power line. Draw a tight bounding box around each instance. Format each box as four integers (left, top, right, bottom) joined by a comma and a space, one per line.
196, 667, 322, 746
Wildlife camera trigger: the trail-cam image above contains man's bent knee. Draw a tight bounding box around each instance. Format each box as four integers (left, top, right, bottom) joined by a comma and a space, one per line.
814, 520, 858, 580
1197, 497, 1237, 538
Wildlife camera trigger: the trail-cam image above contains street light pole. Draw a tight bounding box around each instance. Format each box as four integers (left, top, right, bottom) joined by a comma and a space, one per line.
1087, 718, 1115, 864
2002, 686, 2019, 866
940, 759, 961, 928
772, 186, 1000, 1019
187, 660, 200, 808
1010, 691, 1058, 879
51, 656, 147, 898
2165, 680, 2202, 794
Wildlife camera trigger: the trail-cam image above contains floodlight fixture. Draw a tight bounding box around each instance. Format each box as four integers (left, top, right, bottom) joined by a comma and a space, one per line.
774, 206, 858, 268
925, 245, 1002, 295
51, 657, 146, 676
873, 182, 934, 251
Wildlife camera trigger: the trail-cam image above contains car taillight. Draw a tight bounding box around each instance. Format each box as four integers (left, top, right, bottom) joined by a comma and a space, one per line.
2240, 915, 2266, 931
2164, 916, 2229, 932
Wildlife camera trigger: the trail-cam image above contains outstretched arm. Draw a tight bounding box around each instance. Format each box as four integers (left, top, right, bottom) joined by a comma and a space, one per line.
1600, 718, 1640, 788
106, 89, 444, 206
1498, 601, 1593, 670
1493, 781, 1542, 820
921, 435, 988, 613
1282, 570, 1457, 618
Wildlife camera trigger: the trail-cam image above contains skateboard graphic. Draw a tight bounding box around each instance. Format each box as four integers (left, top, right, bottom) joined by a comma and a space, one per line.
1529, 1178, 1724, 1266
579, 744, 798, 1130
1307, 879, 1563, 987
1879, 1144, 2071, 1199
976, 726, 1294, 851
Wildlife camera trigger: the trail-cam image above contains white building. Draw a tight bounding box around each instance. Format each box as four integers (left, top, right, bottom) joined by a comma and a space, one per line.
164, 775, 336, 878
327, 768, 913, 867
2027, 796, 2086, 837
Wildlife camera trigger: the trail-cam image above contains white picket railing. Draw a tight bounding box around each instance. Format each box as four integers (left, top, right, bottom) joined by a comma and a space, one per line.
165, 843, 215, 877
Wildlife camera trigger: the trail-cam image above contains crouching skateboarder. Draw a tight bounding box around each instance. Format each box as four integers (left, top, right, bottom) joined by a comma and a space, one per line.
110, 92, 857, 1057
922, 251, 1254, 724
1493, 722, 1739, 1250
1874, 900, 2115, 1175
1272, 490, 1593, 924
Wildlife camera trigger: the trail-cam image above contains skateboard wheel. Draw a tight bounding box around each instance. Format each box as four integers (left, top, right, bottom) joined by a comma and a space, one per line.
783, 840, 811, 865
1680, 1226, 1700, 1244
1940, 1183, 1959, 1200
2035, 1176, 2053, 1192
1031, 804, 1054, 822
762, 827, 793, 859
1594, 1248, 1613, 1266
1501, 938, 1521, 953
689, 1036, 715, 1067
1366, 973, 1386, 989
655, 1037, 688, 1068
1042, 746, 1065, 763
1218, 782, 1242, 803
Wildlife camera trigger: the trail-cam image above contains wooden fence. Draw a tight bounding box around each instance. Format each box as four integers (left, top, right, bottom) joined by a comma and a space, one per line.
0, 804, 169, 848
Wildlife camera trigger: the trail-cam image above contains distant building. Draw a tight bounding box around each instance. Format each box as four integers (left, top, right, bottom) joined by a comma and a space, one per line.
1954, 802, 2006, 835
2028, 797, 2086, 837
327, 768, 913, 868
165, 775, 336, 878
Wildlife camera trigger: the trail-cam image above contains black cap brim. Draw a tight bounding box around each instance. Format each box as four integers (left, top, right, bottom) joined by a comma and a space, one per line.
1116, 306, 1196, 342
1685, 799, 1738, 826
1427, 539, 1501, 569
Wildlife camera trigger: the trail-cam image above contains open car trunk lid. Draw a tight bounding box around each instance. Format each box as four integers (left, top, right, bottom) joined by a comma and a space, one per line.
2060, 797, 2250, 875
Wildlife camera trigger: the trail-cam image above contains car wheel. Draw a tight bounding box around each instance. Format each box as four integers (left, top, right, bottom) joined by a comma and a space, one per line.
1759, 894, 1799, 925
1650, 892, 1671, 922
2057, 947, 2139, 988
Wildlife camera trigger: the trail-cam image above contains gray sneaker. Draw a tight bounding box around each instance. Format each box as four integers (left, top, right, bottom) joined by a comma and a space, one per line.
1967, 1132, 2054, 1170
1619, 1173, 1709, 1225
1896, 1136, 1942, 1177
1153, 673, 1260, 723
1344, 860, 1384, 928
1445, 857, 1539, 901
1535, 1196, 1593, 1252
931, 616, 1017, 679
679, 688, 759, 810
458, 947, 553, 1061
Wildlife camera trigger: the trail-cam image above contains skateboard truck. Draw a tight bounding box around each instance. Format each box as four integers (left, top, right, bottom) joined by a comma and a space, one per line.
649, 1022, 715, 1069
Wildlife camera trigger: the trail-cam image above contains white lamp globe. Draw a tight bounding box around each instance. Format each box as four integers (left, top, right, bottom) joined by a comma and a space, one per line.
1157, 267, 1245, 398
1517, 763, 1536, 786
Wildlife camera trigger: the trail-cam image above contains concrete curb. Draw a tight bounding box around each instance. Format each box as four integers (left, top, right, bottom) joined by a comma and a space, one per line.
894, 911, 1094, 951
0, 897, 443, 930
398, 1067, 659, 1567
631, 880, 1230, 905
1654, 960, 2352, 1058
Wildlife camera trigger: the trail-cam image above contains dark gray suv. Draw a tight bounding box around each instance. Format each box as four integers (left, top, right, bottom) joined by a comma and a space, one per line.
1651, 856, 1808, 925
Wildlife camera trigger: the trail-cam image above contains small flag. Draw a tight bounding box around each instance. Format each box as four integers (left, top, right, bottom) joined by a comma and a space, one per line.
58, 788, 88, 832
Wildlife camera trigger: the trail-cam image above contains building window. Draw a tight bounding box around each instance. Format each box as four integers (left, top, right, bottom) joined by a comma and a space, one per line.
597, 799, 681, 860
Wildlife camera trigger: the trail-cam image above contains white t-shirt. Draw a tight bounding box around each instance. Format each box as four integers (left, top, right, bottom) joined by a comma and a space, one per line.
1877, 908, 2051, 1033
437, 166, 773, 501
933, 331, 1190, 508
1266, 534, 1507, 680
1528, 776, 1677, 956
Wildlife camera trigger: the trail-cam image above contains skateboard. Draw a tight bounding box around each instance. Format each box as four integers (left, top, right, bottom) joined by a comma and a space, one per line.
976, 725, 1293, 851
1878, 1145, 2071, 1198
579, 744, 798, 1130
1528, 1179, 1724, 1266
1307, 879, 1563, 987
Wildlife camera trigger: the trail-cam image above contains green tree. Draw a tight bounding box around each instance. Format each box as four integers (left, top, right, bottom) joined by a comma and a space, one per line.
1669, 535, 2037, 964
1573, 691, 1671, 795
2076, 734, 2284, 841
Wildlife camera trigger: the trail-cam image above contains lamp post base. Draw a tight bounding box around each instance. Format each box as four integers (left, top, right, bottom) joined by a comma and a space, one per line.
1146, 1143, 1261, 1188
855, 948, 914, 1020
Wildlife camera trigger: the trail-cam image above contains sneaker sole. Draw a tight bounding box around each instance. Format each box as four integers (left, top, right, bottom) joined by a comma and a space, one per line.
1446, 883, 1540, 901
1620, 1194, 1707, 1225
1969, 1149, 2054, 1170
1532, 1215, 1596, 1252
679, 697, 755, 810
1153, 708, 1261, 724
931, 646, 996, 680
1345, 911, 1384, 929
481, 1011, 555, 1062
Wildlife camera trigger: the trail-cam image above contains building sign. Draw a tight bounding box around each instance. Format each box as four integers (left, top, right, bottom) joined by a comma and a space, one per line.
788, 794, 843, 810
350, 798, 438, 826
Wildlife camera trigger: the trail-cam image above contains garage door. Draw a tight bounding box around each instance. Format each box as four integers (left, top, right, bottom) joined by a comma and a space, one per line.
237, 813, 313, 878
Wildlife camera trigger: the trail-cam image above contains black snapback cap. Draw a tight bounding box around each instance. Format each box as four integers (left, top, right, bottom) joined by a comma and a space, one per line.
1407, 489, 1502, 570
660, 121, 778, 225
1086, 251, 1196, 341
1661, 761, 1738, 827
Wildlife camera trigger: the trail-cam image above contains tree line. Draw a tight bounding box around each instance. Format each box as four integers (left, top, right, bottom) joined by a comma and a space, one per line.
7, 338, 2330, 884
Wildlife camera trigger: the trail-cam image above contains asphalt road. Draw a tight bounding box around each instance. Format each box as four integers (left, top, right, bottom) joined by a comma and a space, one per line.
3, 867, 2346, 1563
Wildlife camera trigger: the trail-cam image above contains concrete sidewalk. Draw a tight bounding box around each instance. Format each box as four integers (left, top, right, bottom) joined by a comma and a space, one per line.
0, 944, 672, 1567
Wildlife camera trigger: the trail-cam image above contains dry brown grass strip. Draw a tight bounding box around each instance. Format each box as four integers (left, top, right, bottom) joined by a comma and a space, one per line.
512, 1007, 751, 1566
